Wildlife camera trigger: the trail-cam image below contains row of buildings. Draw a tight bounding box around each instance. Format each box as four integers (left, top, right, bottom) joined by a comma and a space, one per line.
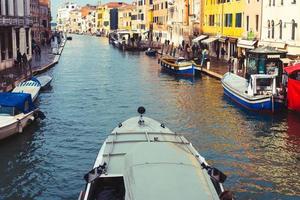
57, 0, 300, 60
0, 0, 51, 71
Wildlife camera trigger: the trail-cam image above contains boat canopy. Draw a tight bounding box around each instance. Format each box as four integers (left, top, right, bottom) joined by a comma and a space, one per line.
123, 142, 220, 200
0, 92, 35, 113
284, 63, 300, 75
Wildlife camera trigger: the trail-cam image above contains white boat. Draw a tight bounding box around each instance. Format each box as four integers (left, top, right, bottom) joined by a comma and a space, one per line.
0, 92, 44, 140
222, 72, 284, 112
36, 75, 53, 89
12, 78, 41, 101
79, 107, 229, 200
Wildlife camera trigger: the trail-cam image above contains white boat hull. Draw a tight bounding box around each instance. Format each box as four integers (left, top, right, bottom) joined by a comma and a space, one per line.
0, 111, 36, 140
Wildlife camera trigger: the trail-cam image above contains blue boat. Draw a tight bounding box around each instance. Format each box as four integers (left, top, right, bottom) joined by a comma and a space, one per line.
159, 57, 195, 76
145, 48, 157, 57
221, 72, 283, 113
0, 93, 39, 140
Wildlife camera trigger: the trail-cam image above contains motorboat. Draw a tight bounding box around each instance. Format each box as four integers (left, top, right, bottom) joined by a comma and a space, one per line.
222, 72, 283, 112
145, 48, 157, 57
0, 92, 45, 140
284, 63, 300, 112
79, 107, 228, 200
67, 36, 72, 40
12, 78, 41, 102
159, 56, 195, 76
36, 75, 53, 89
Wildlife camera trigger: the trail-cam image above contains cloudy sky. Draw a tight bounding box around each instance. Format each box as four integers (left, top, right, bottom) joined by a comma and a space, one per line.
51, 0, 130, 22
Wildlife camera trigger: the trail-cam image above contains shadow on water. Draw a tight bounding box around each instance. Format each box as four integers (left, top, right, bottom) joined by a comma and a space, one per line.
0, 35, 299, 200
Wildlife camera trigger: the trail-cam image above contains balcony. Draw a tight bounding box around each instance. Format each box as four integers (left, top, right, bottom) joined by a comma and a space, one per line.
0, 16, 33, 27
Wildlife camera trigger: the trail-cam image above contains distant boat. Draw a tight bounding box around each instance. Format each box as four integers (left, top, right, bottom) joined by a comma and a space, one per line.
12, 78, 41, 101
145, 48, 157, 57
0, 92, 44, 140
159, 56, 195, 76
222, 72, 283, 112
67, 36, 72, 40
79, 107, 228, 200
36, 75, 53, 89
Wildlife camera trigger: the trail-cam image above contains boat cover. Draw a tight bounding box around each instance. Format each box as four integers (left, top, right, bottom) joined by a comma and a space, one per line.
285, 64, 300, 112
0, 92, 35, 113
123, 142, 219, 200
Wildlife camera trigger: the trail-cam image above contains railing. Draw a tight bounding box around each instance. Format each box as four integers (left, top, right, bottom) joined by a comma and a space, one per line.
0, 16, 33, 26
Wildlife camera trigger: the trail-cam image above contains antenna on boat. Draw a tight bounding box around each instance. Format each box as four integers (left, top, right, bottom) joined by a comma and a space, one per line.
137, 106, 145, 126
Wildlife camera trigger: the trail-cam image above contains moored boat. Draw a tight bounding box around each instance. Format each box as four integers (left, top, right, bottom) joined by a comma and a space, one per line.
12, 78, 41, 101
0, 93, 45, 140
159, 57, 195, 76
67, 36, 72, 40
79, 107, 229, 200
145, 48, 157, 57
36, 75, 53, 89
284, 63, 300, 113
222, 72, 283, 112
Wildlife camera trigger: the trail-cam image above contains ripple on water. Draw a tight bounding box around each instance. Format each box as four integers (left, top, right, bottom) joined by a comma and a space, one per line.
0, 35, 299, 199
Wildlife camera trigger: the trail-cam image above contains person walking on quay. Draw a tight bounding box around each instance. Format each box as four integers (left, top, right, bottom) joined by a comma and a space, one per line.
22, 53, 28, 78
16, 49, 23, 75
239, 52, 246, 73
233, 53, 238, 74
228, 57, 233, 72
216, 46, 220, 60
201, 48, 208, 67
221, 46, 226, 60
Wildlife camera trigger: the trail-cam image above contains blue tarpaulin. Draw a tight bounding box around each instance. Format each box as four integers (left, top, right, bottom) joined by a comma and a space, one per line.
0, 92, 35, 113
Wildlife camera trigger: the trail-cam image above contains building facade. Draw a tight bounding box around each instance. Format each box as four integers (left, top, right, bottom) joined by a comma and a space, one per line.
118, 5, 135, 30
56, 2, 79, 32
0, 0, 32, 70
260, 0, 300, 58
30, 0, 51, 44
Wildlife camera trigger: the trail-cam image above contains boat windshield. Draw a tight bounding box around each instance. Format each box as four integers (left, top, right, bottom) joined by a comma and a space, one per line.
0, 106, 15, 116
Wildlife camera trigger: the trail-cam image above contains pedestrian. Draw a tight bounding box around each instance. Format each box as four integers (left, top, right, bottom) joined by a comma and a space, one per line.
201, 48, 207, 67
22, 53, 28, 77
233, 54, 238, 74
239, 52, 246, 72
221, 46, 226, 60
228, 57, 233, 72
216, 47, 220, 60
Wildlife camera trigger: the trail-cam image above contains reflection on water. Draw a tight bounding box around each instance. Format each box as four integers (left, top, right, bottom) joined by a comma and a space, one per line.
0, 35, 299, 199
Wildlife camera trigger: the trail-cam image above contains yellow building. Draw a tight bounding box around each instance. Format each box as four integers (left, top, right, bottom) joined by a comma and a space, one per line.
118, 5, 135, 30
201, 0, 246, 59
152, 0, 169, 42
96, 5, 105, 33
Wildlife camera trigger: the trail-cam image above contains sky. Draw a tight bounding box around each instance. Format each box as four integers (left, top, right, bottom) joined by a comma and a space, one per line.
51, 0, 130, 22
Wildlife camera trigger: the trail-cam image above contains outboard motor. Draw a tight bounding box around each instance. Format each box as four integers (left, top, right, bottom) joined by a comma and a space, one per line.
34, 110, 46, 120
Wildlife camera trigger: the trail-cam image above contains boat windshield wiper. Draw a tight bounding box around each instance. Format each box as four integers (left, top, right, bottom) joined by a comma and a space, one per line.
84, 162, 107, 183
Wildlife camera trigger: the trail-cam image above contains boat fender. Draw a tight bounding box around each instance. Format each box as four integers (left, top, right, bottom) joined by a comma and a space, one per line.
28, 116, 35, 124
17, 119, 23, 133
207, 167, 227, 183
118, 123, 122, 128
84, 162, 107, 183
160, 123, 165, 128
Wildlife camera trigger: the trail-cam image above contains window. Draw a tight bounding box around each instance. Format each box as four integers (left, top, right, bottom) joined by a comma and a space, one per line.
273, 0, 275, 6
279, 20, 282, 39
255, 15, 259, 31
224, 14, 232, 27
5, 0, 9, 15
246, 16, 249, 31
271, 20, 274, 38
235, 13, 242, 27
291, 0, 296, 4
165, 1, 168, 8
269, 0, 271, 6
292, 19, 296, 40
209, 15, 214, 26
267, 20, 270, 38
281, 0, 283, 5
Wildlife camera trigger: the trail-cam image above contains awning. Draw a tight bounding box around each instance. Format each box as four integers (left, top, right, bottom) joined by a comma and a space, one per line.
285, 63, 300, 74
201, 37, 218, 44
280, 58, 293, 64
237, 39, 257, 49
218, 37, 228, 43
258, 41, 286, 49
192, 35, 208, 43
287, 46, 300, 56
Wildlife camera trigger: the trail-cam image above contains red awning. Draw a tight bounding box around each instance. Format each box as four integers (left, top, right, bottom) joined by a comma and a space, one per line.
285, 63, 300, 75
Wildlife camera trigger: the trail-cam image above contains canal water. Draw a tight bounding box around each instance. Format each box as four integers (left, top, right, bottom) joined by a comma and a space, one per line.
0, 35, 299, 200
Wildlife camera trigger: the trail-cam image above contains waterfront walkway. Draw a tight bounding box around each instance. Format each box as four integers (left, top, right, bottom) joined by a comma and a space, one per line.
0, 42, 65, 92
